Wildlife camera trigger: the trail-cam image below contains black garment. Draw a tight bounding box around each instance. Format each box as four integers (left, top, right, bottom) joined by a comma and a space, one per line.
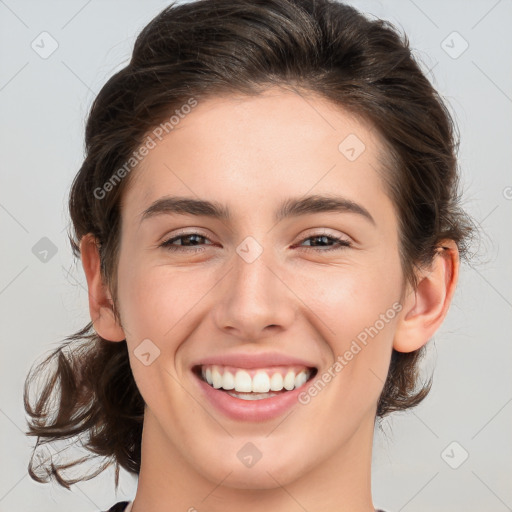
105, 502, 130, 512
104, 501, 388, 512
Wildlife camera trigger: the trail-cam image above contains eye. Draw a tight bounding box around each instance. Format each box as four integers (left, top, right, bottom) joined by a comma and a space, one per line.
159, 232, 213, 253
159, 231, 352, 253
295, 233, 352, 252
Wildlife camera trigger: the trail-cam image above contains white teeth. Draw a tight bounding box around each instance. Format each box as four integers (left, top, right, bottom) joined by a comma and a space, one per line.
212, 368, 223, 389
269, 372, 284, 391
283, 370, 296, 390
222, 371, 235, 390
234, 370, 252, 392
200, 365, 312, 393
226, 391, 283, 400
252, 371, 270, 393
294, 371, 308, 388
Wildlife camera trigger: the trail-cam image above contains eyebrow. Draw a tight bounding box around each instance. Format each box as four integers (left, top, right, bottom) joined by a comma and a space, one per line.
139, 194, 376, 226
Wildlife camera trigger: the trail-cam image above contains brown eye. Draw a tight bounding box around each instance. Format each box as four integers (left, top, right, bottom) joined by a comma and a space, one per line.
160, 232, 213, 253
297, 234, 352, 252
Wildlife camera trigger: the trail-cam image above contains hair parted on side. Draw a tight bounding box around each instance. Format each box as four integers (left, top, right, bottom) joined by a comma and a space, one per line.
24, 0, 477, 490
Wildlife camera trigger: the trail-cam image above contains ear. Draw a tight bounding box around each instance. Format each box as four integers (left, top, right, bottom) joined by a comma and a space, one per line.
393, 239, 460, 353
80, 233, 126, 342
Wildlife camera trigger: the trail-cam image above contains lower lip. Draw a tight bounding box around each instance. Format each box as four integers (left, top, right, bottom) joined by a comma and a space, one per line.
193, 371, 312, 422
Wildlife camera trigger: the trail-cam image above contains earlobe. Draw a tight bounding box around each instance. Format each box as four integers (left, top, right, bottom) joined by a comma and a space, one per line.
80, 233, 126, 342
393, 240, 459, 353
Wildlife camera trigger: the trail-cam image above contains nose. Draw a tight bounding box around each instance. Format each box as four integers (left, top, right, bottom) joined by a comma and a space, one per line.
212, 242, 296, 342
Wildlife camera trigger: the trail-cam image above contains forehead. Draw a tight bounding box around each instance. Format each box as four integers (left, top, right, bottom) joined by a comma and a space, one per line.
121, 87, 395, 229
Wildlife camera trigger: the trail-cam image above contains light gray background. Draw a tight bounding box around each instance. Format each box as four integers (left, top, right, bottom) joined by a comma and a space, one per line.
1, 1, 511, 511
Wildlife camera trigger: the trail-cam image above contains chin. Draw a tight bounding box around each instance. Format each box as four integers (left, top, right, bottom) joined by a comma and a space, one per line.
195, 447, 309, 490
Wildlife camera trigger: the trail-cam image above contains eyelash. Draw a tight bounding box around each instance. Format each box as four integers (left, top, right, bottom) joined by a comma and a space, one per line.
159, 231, 352, 253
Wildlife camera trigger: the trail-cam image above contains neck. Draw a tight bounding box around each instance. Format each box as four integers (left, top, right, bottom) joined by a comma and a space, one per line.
131, 410, 377, 512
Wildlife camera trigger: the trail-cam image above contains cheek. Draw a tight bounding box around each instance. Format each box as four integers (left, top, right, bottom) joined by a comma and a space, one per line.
296, 256, 403, 337
116, 262, 200, 407
295, 256, 402, 405
116, 248, 204, 339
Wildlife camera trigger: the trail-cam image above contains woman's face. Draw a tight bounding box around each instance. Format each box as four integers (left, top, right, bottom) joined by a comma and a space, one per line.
115, 87, 406, 489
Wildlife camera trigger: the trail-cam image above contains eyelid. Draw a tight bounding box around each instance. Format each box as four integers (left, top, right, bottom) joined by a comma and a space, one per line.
298, 227, 351, 241
159, 227, 350, 244
159, 227, 354, 253
158, 227, 212, 243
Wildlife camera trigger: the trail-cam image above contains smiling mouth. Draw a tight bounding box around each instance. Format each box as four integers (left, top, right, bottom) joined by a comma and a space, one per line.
193, 364, 318, 400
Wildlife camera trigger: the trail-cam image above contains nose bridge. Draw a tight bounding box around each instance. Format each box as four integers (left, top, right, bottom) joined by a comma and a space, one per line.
233, 239, 276, 299
231, 236, 281, 310
214, 234, 295, 338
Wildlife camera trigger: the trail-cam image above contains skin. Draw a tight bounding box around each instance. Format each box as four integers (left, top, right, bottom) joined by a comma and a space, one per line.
81, 86, 459, 512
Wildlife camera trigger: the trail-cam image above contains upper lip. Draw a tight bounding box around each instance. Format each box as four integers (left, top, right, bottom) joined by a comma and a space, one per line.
191, 352, 318, 370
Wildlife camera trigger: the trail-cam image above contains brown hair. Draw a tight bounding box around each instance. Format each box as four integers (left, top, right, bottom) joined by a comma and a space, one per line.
24, 0, 477, 490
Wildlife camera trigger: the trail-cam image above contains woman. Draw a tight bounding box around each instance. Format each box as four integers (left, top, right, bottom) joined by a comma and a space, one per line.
24, 0, 476, 511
